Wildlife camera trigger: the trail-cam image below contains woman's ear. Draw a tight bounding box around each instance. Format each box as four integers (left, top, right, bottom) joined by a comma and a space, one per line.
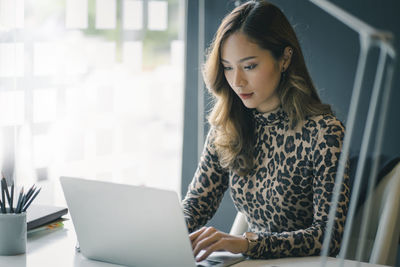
281, 46, 293, 72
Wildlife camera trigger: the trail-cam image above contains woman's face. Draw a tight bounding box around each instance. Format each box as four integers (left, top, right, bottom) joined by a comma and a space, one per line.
221, 32, 284, 113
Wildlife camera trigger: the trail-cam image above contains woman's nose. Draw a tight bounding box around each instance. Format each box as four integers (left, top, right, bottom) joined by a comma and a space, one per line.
232, 69, 246, 87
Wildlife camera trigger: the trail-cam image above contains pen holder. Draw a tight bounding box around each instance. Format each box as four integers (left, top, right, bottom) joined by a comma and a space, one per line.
0, 209, 27, 255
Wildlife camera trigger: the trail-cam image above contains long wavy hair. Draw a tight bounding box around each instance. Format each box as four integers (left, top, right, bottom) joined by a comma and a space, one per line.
203, 0, 332, 175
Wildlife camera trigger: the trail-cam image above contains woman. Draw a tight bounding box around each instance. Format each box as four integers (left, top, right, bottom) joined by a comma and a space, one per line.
182, 0, 350, 262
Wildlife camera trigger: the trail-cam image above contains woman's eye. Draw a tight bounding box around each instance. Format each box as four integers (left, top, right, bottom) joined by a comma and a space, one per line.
244, 64, 257, 70
223, 66, 232, 71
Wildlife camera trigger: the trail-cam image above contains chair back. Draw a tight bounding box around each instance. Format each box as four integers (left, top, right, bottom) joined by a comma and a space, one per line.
345, 161, 400, 265
229, 211, 247, 236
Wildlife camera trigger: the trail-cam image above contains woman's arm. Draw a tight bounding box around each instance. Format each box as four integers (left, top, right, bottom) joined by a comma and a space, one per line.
244, 118, 350, 259
182, 129, 230, 233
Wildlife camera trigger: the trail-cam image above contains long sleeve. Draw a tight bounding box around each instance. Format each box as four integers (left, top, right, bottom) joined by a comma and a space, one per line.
182, 129, 230, 233
244, 117, 350, 258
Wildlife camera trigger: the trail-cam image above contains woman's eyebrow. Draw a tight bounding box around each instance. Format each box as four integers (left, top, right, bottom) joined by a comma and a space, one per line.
221, 56, 257, 64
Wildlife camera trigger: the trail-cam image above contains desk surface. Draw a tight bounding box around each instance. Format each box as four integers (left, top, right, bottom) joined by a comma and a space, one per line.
0, 219, 389, 267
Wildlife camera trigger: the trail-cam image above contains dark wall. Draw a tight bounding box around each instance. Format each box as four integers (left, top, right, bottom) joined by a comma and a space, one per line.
181, 0, 200, 200
181, 0, 239, 232
268, 0, 400, 158
182, 0, 400, 233
201, 1, 239, 232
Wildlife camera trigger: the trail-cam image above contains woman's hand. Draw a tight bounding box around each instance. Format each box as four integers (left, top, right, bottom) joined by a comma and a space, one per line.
189, 226, 248, 262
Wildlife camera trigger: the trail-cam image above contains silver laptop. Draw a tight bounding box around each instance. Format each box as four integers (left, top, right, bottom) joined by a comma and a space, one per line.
60, 176, 244, 267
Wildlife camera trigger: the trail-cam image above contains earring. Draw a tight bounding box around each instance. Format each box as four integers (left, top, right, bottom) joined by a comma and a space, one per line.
281, 68, 287, 80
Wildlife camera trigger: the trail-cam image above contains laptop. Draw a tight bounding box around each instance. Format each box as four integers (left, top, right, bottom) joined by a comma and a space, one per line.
60, 176, 245, 267
27, 205, 68, 230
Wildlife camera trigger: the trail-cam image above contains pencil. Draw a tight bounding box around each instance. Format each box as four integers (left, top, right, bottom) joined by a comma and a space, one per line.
10, 183, 14, 213
2, 178, 11, 210
25, 185, 36, 202
1, 179, 6, 213
22, 187, 41, 212
17, 195, 26, 213
15, 187, 24, 214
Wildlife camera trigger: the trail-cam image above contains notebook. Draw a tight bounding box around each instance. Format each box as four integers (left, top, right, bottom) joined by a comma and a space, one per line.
60, 176, 245, 267
27, 205, 68, 230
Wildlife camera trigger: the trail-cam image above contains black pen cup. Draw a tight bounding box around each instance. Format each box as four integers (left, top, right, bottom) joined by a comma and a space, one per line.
0, 209, 27, 255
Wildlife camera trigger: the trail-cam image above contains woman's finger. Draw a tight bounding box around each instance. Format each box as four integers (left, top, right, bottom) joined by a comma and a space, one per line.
189, 227, 206, 242
191, 227, 218, 249
196, 238, 226, 262
193, 231, 221, 256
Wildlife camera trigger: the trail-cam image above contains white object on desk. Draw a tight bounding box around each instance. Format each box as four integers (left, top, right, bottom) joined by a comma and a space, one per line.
0, 219, 389, 267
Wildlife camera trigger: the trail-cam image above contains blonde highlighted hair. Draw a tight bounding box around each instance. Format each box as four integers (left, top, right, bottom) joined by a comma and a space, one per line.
203, 0, 332, 175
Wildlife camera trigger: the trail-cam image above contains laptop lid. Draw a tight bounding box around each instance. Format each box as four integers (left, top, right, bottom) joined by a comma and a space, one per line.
60, 176, 196, 267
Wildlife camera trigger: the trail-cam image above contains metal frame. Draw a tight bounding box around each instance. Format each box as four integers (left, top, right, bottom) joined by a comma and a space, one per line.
308, 1, 397, 266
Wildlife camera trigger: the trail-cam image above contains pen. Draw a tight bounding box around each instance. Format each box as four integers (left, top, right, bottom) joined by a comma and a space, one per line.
22, 187, 41, 212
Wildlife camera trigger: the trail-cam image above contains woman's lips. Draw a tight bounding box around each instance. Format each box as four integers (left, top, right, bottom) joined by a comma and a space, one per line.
239, 93, 254, 99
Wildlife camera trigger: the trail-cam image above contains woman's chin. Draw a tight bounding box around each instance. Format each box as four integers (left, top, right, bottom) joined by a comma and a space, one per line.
241, 101, 256, 109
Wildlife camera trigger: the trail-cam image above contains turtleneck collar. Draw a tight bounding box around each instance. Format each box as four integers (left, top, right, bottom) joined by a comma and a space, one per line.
252, 106, 288, 126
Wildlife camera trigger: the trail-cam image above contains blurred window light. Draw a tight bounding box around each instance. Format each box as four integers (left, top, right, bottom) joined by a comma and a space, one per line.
0, 91, 25, 126
123, 41, 143, 72
65, 87, 87, 117
0, 43, 24, 77
66, 0, 88, 29
96, 128, 114, 156
0, 0, 24, 30
95, 0, 117, 29
33, 89, 58, 123
148, 1, 168, 31
171, 40, 184, 68
96, 86, 114, 113
123, 0, 143, 30
33, 134, 52, 168
0, 0, 185, 205
64, 41, 89, 75
33, 42, 63, 76
87, 42, 116, 69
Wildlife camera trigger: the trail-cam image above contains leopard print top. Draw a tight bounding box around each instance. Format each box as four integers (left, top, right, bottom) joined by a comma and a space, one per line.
182, 107, 350, 259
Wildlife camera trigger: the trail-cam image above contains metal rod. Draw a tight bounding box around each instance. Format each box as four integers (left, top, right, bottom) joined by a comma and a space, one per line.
368, 61, 396, 264
338, 41, 388, 266
354, 43, 388, 263
357, 44, 396, 264
197, 0, 205, 158
320, 34, 370, 266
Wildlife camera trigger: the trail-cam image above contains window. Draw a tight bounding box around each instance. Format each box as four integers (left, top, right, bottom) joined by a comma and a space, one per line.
0, 0, 185, 204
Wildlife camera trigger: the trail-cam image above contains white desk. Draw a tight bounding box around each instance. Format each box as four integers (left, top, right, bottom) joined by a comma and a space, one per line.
0, 220, 389, 267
